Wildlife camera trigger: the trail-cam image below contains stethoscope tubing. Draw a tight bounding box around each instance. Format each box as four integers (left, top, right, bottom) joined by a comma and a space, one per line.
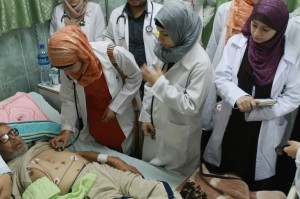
116, 1, 154, 33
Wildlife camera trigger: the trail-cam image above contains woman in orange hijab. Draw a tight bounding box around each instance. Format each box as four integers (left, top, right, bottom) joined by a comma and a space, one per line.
48, 25, 142, 155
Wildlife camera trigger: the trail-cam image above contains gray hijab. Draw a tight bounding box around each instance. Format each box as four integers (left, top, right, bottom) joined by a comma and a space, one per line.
153, 1, 202, 63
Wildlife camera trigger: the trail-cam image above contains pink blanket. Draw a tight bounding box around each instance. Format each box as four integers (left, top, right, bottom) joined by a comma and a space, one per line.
0, 92, 48, 122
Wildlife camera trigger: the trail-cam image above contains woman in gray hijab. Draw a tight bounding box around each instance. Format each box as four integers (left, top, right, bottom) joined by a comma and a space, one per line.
139, 1, 213, 175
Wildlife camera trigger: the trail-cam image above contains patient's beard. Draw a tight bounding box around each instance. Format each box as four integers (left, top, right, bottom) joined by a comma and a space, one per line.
3, 144, 28, 162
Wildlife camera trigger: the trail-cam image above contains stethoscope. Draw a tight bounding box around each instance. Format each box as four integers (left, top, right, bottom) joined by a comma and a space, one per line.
116, 1, 154, 40
54, 75, 84, 152
149, 63, 167, 140
61, 12, 86, 26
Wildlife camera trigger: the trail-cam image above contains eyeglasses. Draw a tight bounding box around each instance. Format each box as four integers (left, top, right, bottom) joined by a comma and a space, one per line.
53, 62, 76, 69
54, 62, 85, 74
0, 128, 19, 144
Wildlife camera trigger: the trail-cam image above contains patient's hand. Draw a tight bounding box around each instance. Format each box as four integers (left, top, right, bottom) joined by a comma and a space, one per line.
0, 173, 12, 199
107, 156, 143, 177
50, 130, 71, 149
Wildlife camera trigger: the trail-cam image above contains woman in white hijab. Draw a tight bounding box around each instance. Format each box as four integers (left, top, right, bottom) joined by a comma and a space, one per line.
49, 0, 105, 41
139, 1, 213, 175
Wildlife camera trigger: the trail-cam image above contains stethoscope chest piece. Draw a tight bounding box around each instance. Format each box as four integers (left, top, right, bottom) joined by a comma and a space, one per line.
146, 25, 153, 32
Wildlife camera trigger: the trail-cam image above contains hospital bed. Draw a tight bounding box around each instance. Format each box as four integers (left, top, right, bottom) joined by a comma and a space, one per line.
4, 91, 294, 198
1, 91, 185, 190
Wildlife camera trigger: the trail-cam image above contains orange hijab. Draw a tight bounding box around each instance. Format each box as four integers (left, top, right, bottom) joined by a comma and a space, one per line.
64, 0, 87, 26
225, 0, 255, 44
48, 25, 102, 86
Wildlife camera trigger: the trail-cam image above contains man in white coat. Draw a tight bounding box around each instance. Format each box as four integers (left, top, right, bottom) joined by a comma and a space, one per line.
103, 0, 162, 98
50, 0, 105, 41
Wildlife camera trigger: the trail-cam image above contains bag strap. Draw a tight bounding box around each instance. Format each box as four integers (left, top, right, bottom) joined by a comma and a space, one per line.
107, 44, 126, 84
107, 44, 139, 112
107, 44, 142, 158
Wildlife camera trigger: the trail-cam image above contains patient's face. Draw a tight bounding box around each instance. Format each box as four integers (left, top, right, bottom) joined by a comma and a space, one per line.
0, 125, 27, 162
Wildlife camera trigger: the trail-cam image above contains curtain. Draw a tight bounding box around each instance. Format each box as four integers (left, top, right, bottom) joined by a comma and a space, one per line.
0, 0, 58, 36
286, 0, 300, 12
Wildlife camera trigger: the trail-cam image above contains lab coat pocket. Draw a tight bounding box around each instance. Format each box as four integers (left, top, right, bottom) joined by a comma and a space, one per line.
272, 118, 288, 147
260, 118, 288, 156
163, 121, 190, 151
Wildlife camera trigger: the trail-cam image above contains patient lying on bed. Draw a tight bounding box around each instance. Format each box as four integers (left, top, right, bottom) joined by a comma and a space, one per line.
0, 123, 182, 199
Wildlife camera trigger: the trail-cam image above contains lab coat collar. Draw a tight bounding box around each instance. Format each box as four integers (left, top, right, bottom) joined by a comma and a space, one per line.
231, 34, 248, 49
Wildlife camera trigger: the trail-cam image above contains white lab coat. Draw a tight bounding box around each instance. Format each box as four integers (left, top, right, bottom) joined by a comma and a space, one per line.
204, 34, 300, 181
205, 1, 231, 68
103, 1, 162, 67
286, 16, 300, 55
59, 42, 142, 155
139, 43, 213, 175
49, 2, 105, 41
201, 2, 231, 130
287, 19, 300, 196
0, 156, 11, 175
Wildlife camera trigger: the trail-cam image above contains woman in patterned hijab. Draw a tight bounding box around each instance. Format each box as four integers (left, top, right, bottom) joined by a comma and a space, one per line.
64, 0, 87, 26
